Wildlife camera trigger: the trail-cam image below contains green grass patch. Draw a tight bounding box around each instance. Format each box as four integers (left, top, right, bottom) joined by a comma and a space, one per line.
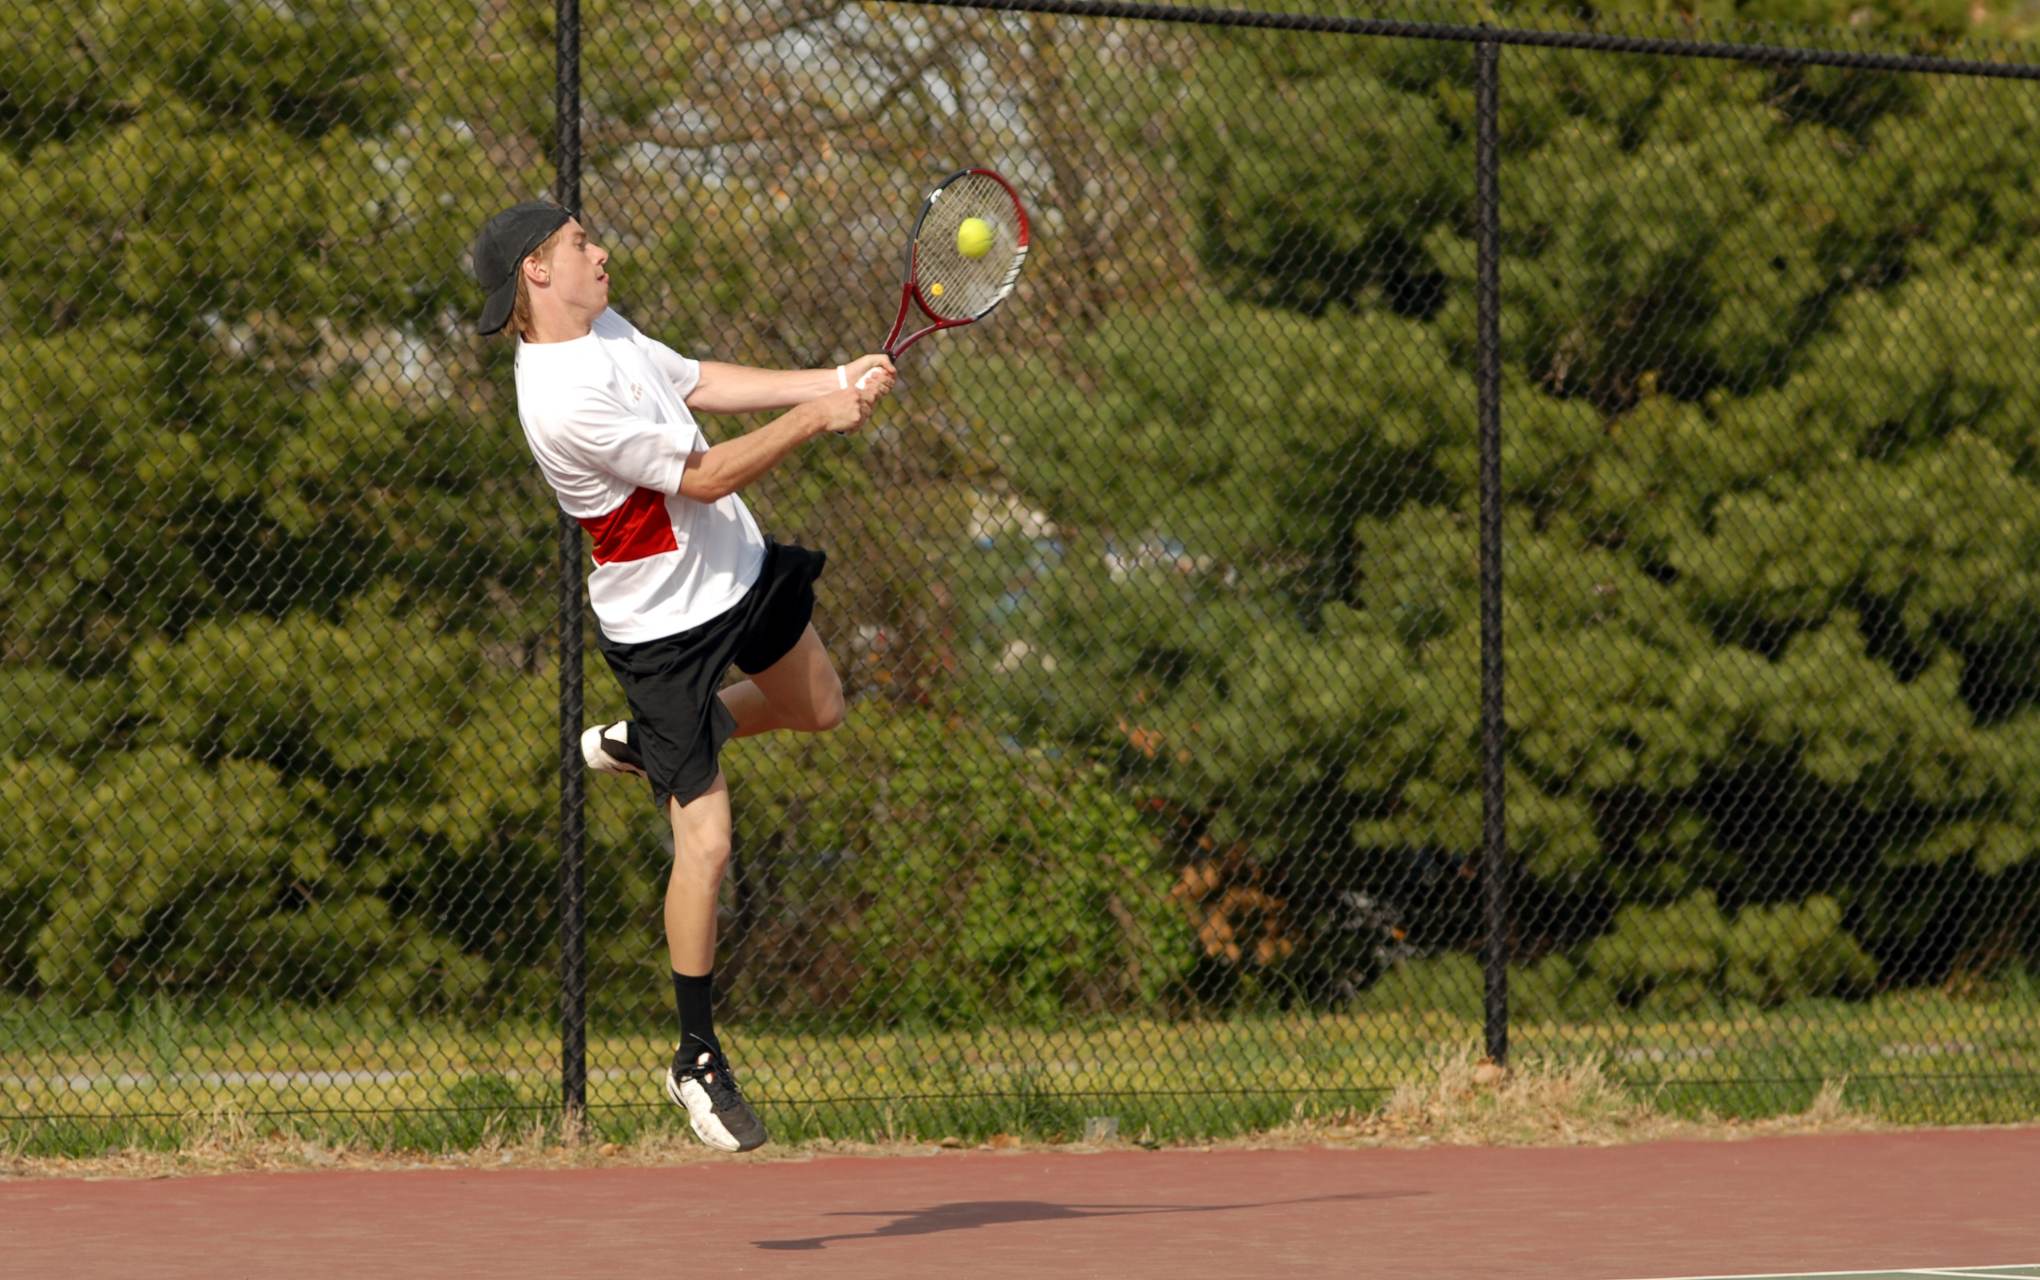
4, 977, 2035, 1159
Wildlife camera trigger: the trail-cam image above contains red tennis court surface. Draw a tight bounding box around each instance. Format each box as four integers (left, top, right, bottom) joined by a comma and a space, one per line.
6, 1127, 2037, 1277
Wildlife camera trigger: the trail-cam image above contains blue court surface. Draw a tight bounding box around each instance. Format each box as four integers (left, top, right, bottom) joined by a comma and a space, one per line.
1630, 1267, 2040, 1280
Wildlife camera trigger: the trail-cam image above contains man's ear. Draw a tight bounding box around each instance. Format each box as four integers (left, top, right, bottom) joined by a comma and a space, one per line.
522, 254, 549, 286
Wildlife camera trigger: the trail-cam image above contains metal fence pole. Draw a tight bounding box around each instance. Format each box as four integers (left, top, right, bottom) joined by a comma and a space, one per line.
1475, 36, 1509, 1069
555, 0, 588, 1125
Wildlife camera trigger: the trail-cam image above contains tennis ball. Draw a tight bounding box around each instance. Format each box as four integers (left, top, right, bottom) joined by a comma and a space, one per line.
956, 217, 993, 259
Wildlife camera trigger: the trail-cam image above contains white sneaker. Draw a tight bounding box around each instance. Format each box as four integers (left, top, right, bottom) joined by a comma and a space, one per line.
580, 722, 646, 777
665, 1037, 769, 1152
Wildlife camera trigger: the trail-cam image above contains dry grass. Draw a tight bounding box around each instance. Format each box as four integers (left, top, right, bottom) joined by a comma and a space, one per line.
1, 1046, 1908, 1181
1243, 1046, 1887, 1149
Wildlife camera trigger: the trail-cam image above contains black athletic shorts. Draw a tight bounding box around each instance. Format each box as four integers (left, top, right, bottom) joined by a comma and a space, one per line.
595, 539, 827, 809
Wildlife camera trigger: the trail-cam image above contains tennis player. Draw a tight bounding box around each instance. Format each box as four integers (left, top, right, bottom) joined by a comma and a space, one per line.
472, 200, 894, 1153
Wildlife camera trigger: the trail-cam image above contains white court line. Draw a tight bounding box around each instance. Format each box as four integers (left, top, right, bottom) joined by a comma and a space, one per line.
1621, 1266, 2040, 1280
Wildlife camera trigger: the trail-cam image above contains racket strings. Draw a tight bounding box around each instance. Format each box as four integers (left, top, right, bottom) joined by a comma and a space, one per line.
914, 172, 1023, 320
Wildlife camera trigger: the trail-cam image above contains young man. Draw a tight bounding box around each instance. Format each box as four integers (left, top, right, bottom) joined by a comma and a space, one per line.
472, 200, 894, 1152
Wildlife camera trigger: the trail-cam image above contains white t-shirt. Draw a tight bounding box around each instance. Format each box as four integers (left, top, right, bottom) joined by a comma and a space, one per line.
515, 308, 766, 644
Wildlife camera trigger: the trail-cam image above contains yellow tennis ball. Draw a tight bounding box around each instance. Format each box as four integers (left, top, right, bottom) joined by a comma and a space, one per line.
929, 282, 944, 298
956, 217, 993, 259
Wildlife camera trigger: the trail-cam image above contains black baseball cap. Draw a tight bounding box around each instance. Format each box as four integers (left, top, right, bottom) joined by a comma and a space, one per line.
472, 200, 575, 335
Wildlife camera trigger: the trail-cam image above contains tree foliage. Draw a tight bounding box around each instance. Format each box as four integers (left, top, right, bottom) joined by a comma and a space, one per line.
4, 0, 2038, 1020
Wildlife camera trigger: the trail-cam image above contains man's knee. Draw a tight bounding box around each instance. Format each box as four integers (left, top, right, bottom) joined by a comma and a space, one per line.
668, 793, 733, 879
672, 829, 732, 882
810, 680, 846, 732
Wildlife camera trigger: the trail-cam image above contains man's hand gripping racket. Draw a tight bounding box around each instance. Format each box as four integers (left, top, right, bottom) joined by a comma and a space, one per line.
828, 168, 1030, 430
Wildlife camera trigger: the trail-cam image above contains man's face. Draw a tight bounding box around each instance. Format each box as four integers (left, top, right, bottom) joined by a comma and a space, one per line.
529, 218, 609, 313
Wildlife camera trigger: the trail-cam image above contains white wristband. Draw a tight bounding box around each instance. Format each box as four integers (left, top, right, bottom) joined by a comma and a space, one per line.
836, 365, 848, 390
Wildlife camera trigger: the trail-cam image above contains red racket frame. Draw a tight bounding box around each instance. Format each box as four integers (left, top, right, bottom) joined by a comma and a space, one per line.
879, 167, 1031, 359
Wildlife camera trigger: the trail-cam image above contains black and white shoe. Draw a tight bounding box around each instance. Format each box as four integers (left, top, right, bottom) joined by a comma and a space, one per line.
665, 1037, 769, 1152
580, 721, 646, 778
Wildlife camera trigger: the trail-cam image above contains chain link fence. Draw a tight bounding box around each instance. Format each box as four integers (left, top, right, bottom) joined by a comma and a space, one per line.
5, 0, 2039, 1145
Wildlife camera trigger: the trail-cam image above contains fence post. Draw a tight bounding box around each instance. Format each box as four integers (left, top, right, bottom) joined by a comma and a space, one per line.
555, 0, 588, 1127
1475, 35, 1509, 1068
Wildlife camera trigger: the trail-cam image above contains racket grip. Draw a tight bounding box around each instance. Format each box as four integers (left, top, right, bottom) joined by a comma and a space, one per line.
855, 366, 878, 391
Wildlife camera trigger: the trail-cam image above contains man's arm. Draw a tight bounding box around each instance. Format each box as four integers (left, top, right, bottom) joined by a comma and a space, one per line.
677, 384, 883, 502
685, 354, 895, 414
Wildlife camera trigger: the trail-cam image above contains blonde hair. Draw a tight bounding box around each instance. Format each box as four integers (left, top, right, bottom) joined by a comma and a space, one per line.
508, 225, 569, 340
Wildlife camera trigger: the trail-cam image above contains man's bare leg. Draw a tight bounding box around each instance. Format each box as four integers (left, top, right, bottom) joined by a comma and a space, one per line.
661, 772, 767, 1151
666, 773, 733, 977
585, 626, 843, 775
718, 624, 846, 739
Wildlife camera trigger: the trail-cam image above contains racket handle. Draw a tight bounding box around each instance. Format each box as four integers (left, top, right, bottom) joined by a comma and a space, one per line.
855, 366, 879, 391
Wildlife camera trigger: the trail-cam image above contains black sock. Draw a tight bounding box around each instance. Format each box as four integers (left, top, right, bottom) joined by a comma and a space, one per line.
673, 970, 718, 1056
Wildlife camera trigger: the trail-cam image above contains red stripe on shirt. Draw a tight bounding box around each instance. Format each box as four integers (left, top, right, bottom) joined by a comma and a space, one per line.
579, 486, 678, 564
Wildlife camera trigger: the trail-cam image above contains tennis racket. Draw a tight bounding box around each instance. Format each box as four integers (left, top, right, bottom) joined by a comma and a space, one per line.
853, 167, 1029, 389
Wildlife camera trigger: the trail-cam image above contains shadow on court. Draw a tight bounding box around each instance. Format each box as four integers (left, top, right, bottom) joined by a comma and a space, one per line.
753, 1190, 1419, 1250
